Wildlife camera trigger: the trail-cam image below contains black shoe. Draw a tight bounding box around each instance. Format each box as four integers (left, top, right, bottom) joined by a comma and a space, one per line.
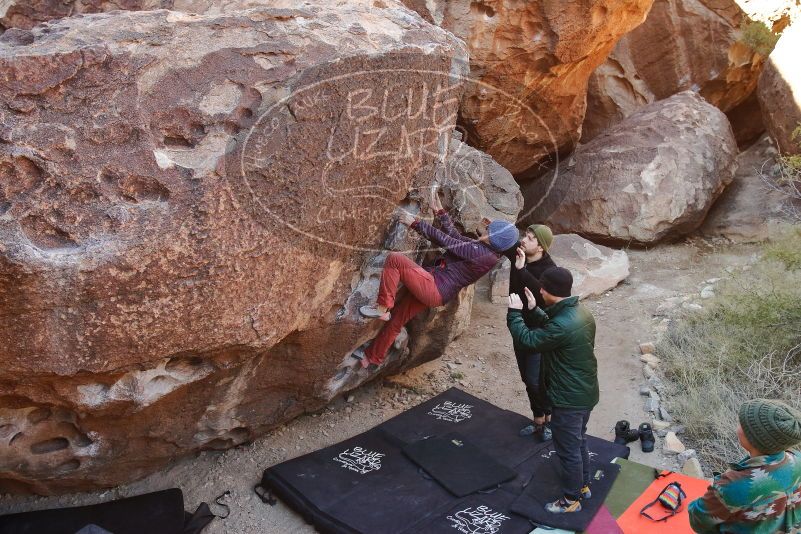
614, 420, 639, 445
639, 422, 655, 453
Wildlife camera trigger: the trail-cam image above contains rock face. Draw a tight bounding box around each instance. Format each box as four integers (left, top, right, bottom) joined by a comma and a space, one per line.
0, 4, 482, 494
701, 135, 788, 241
400, 0, 654, 176
436, 135, 524, 235
489, 257, 511, 305
582, 0, 767, 145
548, 234, 629, 298
0, 0, 411, 29
522, 91, 739, 244
0, 0, 170, 30
758, 23, 801, 156
489, 234, 629, 302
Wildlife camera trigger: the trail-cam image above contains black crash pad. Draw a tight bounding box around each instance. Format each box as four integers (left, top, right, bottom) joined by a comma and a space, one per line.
259, 388, 629, 534
510, 457, 621, 532
402, 433, 518, 497
0, 488, 212, 534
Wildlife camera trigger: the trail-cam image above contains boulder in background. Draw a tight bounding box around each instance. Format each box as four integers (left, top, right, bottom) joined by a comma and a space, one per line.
522, 91, 739, 244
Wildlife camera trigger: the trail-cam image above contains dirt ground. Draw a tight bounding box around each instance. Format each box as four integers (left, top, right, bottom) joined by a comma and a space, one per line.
0, 239, 760, 533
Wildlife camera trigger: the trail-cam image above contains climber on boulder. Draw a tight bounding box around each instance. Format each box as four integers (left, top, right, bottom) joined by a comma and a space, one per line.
358, 188, 518, 369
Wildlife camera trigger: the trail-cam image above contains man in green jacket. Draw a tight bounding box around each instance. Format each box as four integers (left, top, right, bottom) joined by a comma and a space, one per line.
507, 266, 599, 514
688, 399, 801, 534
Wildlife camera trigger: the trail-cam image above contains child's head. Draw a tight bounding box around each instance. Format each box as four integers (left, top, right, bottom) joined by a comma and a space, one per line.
738, 399, 801, 456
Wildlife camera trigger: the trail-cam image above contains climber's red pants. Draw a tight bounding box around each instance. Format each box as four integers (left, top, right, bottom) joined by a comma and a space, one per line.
365, 252, 443, 364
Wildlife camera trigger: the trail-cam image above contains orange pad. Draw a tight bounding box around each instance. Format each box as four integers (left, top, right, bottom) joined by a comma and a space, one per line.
616, 471, 710, 534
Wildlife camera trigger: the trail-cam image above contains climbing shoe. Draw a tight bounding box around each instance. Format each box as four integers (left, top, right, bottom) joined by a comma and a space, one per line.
639, 422, 656, 453
519, 424, 536, 437
580, 485, 592, 499
359, 305, 391, 321
545, 496, 582, 514
614, 420, 640, 445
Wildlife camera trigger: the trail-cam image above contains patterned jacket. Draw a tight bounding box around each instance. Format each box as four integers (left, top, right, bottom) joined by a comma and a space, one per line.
688, 449, 801, 533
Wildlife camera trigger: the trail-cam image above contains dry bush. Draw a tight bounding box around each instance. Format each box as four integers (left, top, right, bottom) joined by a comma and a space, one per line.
761, 125, 801, 223
658, 232, 801, 473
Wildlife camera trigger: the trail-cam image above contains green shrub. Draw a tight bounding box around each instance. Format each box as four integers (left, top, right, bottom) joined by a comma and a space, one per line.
765, 228, 801, 270
780, 126, 801, 173
658, 231, 801, 472
740, 21, 780, 56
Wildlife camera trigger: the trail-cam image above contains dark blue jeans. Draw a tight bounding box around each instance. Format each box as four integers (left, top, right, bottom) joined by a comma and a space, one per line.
513, 347, 550, 419
550, 407, 592, 499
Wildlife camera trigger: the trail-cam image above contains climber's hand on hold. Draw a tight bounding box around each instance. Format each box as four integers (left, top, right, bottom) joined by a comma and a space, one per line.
399, 210, 417, 227
430, 186, 443, 213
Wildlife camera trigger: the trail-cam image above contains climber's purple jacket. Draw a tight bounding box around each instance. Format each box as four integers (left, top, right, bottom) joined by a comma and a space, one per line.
410, 210, 500, 304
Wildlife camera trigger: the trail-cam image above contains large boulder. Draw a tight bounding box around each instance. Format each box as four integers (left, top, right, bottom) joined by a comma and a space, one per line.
548, 234, 629, 298
582, 0, 769, 145
0, 4, 480, 494
701, 135, 790, 241
400, 0, 654, 176
758, 23, 801, 156
522, 91, 739, 244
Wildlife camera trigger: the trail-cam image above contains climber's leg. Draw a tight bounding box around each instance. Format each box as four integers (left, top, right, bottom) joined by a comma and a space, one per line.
379, 252, 442, 309
363, 293, 429, 366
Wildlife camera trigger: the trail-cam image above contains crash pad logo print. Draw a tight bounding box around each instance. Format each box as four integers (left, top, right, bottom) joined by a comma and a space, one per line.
446, 505, 509, 534
428, 401, 473, 422
333, 446, 384, 474
541, 448, 597, 460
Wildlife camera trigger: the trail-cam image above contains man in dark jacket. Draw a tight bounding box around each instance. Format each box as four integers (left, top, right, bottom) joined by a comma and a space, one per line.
506, 224, 556, 440
507, 267, 599, 515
